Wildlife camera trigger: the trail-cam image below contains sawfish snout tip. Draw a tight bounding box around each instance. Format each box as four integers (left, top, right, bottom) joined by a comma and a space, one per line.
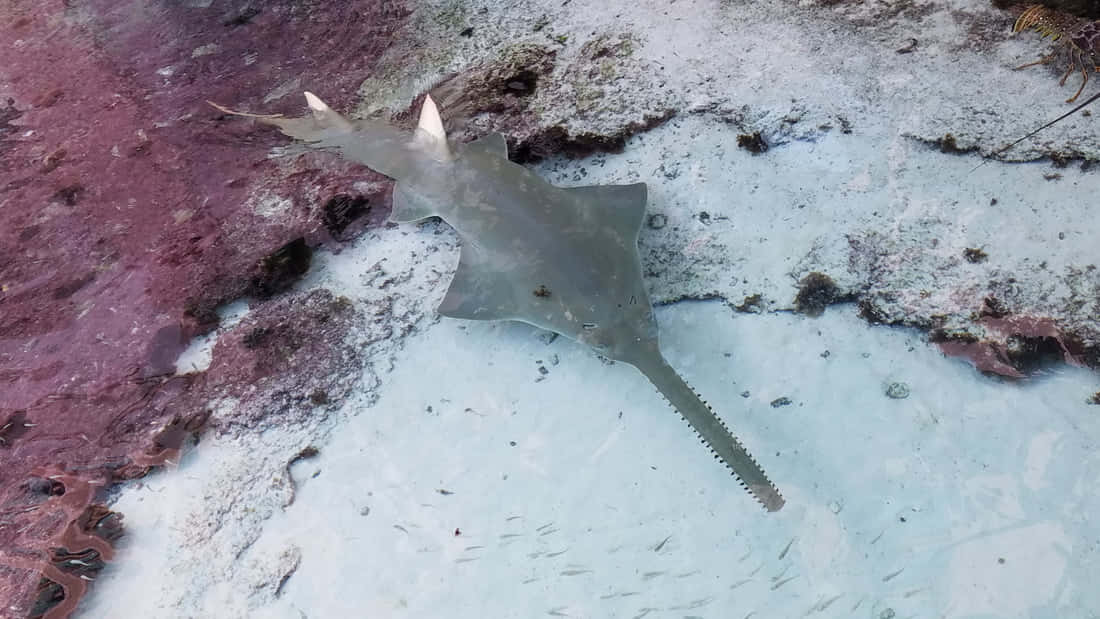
753, 485, 785, 512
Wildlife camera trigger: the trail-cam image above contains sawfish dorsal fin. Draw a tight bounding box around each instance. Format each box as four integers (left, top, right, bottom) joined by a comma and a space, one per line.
564, 183, 648, 241
302, 91, 353, 131
462, 132, 509, 159
412, 94, 451, 162
389, 94, 455, 223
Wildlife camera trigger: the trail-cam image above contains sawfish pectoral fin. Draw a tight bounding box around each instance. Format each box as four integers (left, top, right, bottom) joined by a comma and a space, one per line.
563, 183, 648, 241
389, 183, 438, 223
632, 353, 785, 512
437, 244, 513, 321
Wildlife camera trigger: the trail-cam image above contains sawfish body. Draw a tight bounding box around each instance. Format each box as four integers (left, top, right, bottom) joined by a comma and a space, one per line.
211, 93, 785, 511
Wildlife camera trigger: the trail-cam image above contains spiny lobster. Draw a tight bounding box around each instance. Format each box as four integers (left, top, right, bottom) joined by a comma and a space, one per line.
969, 5, 1100, 171
1013, 4, 1100, 103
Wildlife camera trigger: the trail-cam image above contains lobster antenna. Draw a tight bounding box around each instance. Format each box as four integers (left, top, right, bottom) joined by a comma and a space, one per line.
969, 89, 1100, 174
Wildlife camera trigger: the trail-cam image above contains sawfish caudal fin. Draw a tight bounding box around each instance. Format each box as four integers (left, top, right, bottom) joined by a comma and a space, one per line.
208, 92, 419, 179
632, 354, 785, 511
207, 91, 352, 141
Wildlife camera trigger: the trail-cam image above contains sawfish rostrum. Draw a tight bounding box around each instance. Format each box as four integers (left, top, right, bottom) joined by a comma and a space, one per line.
211, 93, 785, 511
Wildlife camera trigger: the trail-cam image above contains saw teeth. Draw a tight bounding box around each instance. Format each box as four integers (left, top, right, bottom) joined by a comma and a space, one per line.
682, 383, 784, 511
635, 356, 784, 512
674, 398, 784, 511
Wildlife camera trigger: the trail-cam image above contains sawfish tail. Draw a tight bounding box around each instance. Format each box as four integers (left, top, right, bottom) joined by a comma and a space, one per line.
632, 355, 785, 512
207, 92, 419, 180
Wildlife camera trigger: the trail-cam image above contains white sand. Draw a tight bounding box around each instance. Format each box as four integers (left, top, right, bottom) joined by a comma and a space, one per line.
86, 297, 1100, 618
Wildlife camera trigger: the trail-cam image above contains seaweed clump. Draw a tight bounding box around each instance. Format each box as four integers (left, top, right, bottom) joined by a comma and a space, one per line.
934, 133, 977, 154
794, 272, 847, 316
963, 247, 988, 263
737, 132, 768, 154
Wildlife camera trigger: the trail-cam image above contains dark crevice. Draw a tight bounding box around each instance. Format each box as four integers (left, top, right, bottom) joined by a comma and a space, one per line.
321, 194, 371, 238
249, 238, 312, 299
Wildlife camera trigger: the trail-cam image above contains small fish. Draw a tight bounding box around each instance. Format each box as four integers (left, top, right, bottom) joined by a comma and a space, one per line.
210, 92, 784, 511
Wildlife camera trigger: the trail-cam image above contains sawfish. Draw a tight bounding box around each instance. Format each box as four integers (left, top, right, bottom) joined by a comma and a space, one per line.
210, 93, 785, 511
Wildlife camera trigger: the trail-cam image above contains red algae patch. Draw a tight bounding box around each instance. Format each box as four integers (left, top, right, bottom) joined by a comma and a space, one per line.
934, 314, 1084, 378
0, 1, 408, 615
